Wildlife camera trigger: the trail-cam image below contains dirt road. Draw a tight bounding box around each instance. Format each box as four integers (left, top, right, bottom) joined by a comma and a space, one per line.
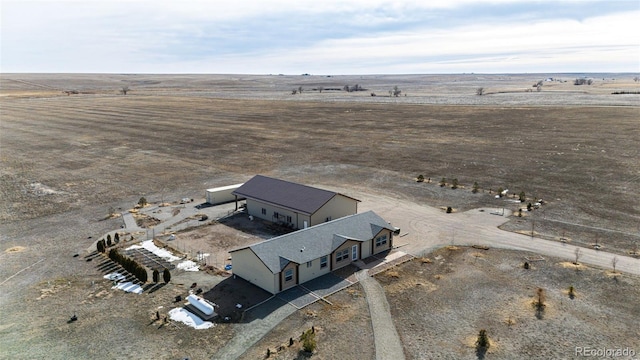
339, 187, 640, 276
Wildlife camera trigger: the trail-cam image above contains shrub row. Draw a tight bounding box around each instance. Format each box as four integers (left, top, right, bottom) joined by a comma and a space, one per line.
109, 248, 148, 283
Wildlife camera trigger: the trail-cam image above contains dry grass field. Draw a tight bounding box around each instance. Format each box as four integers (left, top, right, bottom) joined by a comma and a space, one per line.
1, 73, 638, 359
378, 246, 640, 359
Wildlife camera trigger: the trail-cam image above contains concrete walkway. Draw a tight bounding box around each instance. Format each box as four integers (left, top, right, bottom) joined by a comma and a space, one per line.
356, 270, 406, 360
213, 298, 296, 360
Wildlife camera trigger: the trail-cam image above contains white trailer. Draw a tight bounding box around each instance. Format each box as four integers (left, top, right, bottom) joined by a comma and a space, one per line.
205, 183, 244, 205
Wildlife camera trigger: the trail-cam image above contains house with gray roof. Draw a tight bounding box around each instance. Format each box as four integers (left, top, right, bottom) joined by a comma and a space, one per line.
229, 210, 395, 294
232, 175, 360, 229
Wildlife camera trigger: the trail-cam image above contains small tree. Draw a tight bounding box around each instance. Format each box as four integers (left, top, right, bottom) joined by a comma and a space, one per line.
301, 328, 317, 353
535, 287, 546, 308
318, 86, 323, 93
120, 86, 129, 95
476, 87, 484, 96
392, 86, 401, 97
472, 182, 479, 193
574, 247, 581, 265
153, 269, 160, 283
440, 178, 446, 187
114, 232, 120, 243
568, 285, 575, 299
138, 197, 147, 207
446, 206, 452, 213
476, 329, 490, 349
417, 174, 425, 183
527, 203, 532, 211
298, 86, 303, 94
97, 240, 105, 253
291, 89, 298, 95
612, 256, 618, 274
163, 268, 171, 283
451, 178, 459, 189
519, 191, 526, 202
497, 187, 504, 197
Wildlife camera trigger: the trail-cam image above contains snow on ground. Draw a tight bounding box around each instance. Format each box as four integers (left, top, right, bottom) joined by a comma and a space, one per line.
126, 240, 180, 262
168, 308, 214, 329
112, 281, 143, 294
103, 272, 126, 282
104, 272, 143, 294
177, 260, 199, 272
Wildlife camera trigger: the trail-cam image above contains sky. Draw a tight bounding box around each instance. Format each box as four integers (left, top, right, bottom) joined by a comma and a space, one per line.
1, 0, 639, 74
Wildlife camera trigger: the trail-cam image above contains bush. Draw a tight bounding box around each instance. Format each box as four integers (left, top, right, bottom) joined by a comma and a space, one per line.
476, 329, 490, 349
524, 261, 530, 269
527, 203, 532, 211
497, 187, 504, 197
451, 178, 459, 189
114, 233, 119, 243
138, 197, 147, 207
519, 191, 526, 202
163, 268, 171, 283
440, 178, 446, 187
446, 206, 452, 213
568, 285, 575, 299
153, 269, 159, 283
417, 174, 424, 183
472, 182, 479, 193
301, 328, 317, 353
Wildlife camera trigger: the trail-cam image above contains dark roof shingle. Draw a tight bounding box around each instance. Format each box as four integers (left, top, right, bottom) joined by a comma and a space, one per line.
232, 175, 356, 215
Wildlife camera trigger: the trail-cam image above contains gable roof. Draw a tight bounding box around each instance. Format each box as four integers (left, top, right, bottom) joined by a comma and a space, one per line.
232, 175, 358, 215
230, 210, 394, 274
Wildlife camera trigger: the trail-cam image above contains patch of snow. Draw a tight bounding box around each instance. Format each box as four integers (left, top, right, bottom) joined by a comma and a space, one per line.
30, 182, 63, 195
104, 272, 126, 282
177, 260, 199, 272
112, 281, 143, 294
168, 308, 214, 329
126, 240, 180, 262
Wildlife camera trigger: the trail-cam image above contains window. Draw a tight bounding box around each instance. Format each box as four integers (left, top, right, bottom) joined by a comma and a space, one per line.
261, 208, 266, 215
307, 261, 313, 268
287, 215, 292, 223
336, 249, 349, 262
320, 256, 328, 268
375, 234, 388, 247
274, 211, 279, 219
284, 269, 293, 282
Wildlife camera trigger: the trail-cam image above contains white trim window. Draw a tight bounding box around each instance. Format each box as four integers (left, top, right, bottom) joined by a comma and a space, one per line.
336, 249, 349, 262
306, 261, 313, 268
375, 234, 388, 247
284, 269, 294, 282
320, 256, 328, 268
261, 208, 267, 215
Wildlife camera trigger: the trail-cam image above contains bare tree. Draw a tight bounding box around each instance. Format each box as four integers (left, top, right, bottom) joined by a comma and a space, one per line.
476, 87, 484, 96
634, 76, 639, 82
612, 256, 618, 274
344, 85, 350, 92
291, 89, 298, 95
574, 247, 581, 265
298, 86, 303, 94
318, 86, 323, 93
120, 86, 129, 95
392, 86, 401, 97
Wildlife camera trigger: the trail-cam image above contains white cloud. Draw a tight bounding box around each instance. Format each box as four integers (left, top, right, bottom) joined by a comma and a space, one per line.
1, 1, 638, 73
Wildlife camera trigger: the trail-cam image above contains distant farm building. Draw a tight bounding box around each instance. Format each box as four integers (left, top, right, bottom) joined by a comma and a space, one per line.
232, 175, 359, 229
205, 183, 244, 205
230, 211, 394, 294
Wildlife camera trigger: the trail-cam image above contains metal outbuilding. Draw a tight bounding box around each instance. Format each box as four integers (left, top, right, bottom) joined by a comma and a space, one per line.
205, 183, 244, 205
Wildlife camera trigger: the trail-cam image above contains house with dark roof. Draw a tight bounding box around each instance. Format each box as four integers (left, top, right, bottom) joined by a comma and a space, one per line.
232, 175, 360, 229
229, 210, 394, 294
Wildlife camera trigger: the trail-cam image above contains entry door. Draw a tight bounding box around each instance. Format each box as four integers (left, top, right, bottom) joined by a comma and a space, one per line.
352, 245, 358, 261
